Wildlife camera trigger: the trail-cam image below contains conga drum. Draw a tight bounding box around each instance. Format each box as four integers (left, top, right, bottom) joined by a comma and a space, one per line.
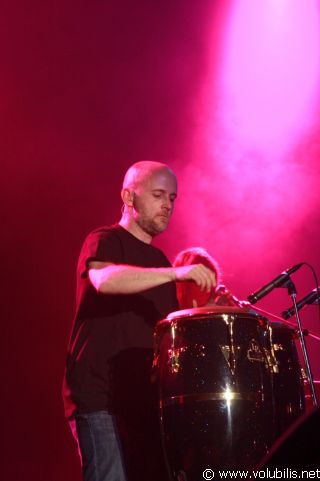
270, 322, 305, 438
153, 307, 277, 480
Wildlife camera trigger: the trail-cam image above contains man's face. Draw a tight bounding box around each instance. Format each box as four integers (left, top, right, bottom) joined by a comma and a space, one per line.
132, 169, 177, 237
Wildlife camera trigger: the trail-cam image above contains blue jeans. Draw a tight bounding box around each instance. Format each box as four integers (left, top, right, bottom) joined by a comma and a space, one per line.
69, 411, 127, 481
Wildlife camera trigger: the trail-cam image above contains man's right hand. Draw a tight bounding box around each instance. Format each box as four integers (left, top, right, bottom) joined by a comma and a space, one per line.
173, 264, 216, 292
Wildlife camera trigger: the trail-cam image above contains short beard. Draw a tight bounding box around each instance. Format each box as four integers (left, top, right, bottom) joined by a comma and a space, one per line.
136, 217, 168, 237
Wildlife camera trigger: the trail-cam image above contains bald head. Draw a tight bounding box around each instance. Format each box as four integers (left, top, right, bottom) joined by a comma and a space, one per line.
122, 161, 176, 191
120, 160, 177, 242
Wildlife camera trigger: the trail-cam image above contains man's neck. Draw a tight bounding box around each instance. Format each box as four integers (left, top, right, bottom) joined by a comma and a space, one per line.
119, 217, 153, 244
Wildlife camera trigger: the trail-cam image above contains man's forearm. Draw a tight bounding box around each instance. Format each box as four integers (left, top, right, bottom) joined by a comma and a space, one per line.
89, 264, 176, 294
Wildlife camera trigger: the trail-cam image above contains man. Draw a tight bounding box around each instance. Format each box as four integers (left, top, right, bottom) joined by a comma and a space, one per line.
63, 161, 215, 481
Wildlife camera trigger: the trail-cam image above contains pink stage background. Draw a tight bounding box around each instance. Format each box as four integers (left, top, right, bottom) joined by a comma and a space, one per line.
1, 1, 320, 479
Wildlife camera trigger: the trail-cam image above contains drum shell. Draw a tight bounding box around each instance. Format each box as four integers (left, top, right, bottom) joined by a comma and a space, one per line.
271, 323, 305, 438
154, 308, 276, 477
155, 309, 273, 403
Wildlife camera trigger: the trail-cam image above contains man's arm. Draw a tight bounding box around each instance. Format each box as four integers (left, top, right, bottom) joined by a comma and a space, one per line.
88, 261, 216, 295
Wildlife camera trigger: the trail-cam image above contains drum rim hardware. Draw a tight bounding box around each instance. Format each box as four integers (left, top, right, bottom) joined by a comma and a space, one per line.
160, 390, 264, 407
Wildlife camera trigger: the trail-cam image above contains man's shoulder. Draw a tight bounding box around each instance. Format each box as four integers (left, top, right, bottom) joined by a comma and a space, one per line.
84, 223, 122, 241
77, 224, 124, 273
82, 224, 170, 264
89, 223, 120, 235
77, 225, 123, 258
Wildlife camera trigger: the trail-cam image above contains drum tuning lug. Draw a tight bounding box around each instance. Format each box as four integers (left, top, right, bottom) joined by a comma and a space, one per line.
263, 349, 279, 373
168, 347, 186, 373
247, 339, 265, 363
301, 367, 308, 380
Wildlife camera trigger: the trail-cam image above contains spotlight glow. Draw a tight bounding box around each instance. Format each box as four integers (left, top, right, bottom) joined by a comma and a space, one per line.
221, 0, 320, 153
177, 0, 320, 295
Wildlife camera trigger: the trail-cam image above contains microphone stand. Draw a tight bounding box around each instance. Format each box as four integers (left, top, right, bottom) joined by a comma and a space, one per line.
251, 305, 320, 343
285, 279, 318, 407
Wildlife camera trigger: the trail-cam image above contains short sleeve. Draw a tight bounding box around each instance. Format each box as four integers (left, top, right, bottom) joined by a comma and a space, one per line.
77, 228, 123, 278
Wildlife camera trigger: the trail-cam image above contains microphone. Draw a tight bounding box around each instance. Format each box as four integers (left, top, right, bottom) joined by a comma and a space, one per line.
247, 263, 303, 304
282, 287, 320, 320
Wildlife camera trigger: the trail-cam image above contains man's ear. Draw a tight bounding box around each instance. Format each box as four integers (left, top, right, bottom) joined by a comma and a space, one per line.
121, 188, 135, 207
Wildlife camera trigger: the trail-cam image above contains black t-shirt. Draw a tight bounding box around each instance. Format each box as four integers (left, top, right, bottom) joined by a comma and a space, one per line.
63, 224, 178, 418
